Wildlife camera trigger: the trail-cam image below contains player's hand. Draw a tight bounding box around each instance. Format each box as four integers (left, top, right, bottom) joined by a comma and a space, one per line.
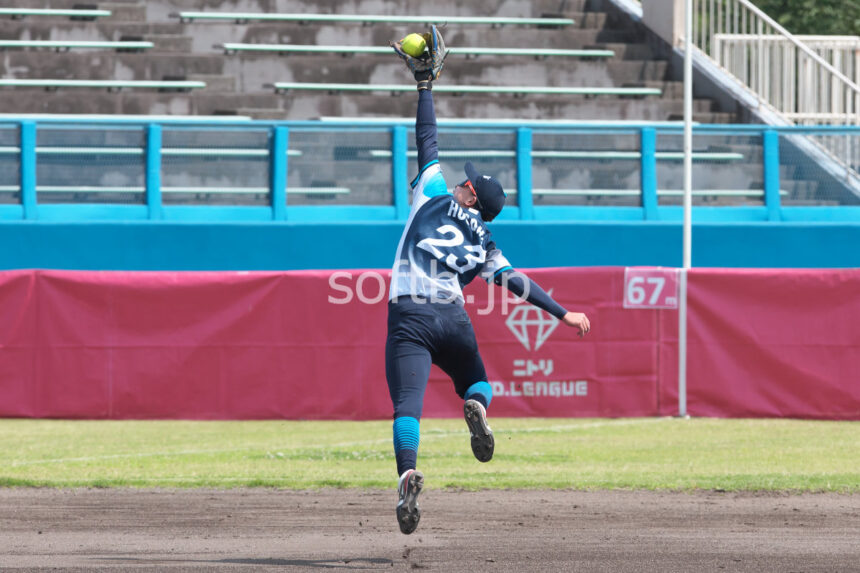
562, 311, 590, 338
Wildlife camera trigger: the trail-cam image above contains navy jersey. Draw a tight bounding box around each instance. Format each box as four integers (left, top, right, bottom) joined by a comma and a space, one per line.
389, 162, 511, 304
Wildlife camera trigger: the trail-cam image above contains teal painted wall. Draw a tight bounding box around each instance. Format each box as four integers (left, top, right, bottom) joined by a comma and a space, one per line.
2, 221, 858, 270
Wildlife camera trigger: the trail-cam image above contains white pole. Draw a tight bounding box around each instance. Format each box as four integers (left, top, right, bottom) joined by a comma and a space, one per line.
679, 0, 693, 418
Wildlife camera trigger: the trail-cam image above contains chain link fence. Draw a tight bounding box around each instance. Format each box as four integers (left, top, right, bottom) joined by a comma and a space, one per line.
287, 129, 393, 206
162, 127, 271, 206
0, 126, 19, 205
35, 126, 146, 205
533, 130, 641, 207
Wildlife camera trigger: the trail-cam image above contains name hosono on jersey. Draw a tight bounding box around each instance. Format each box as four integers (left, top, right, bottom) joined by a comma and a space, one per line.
389, 163, 510, 305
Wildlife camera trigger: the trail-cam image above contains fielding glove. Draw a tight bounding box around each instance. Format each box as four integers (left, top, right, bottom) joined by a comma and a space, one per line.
391, 25, 448, 82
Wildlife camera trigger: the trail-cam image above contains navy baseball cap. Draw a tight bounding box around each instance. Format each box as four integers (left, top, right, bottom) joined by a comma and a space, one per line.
464, 161, 506, 222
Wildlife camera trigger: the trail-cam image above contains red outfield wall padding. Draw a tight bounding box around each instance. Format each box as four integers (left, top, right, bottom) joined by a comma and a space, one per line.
0, 268, 857, 420
684, 268, 860, 420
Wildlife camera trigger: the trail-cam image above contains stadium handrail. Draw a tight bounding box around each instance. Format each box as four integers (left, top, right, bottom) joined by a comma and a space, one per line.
310, 118, 860, 134
173, 12, 575, 26
527, 188, 786, 196
0, 114, 252, 122
2, 144, 740, 162
3, 118, 860, 132
219, 43, 614, 59
0, 79, 206, 90
368, 149, 744, 161
271, 82, 662, 96
0, 40, 154, 51
0, 146, 302, 157
162, 186, 344, 194
35, 185, 145, 193
316, 117, 694, 128
25, 186, 778, 198
27, 185, 348, 195
0, 8, 111, 18
1, 119, 858, 223
394, 187, 785, 197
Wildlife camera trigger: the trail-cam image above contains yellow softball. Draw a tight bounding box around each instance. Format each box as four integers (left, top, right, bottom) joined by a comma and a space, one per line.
400, 33, 427, 57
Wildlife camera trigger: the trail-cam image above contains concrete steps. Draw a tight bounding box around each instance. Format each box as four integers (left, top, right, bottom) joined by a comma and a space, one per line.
143, 34, 193, 53
0, 0, 740, 124
188, 74, 236, 92
0, 52, 227, 80
99, 3, 148, 22
596, 43, 657, 61
667, 112, 739, 123
0, 21, 187, 40
232, 107, 286, 120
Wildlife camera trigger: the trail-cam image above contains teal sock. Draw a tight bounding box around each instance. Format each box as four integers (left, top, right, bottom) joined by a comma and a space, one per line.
464, 381, 493, 409
393, 416, 420, 476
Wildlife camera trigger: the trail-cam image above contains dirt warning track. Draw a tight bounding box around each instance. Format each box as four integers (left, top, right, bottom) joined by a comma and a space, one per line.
0, 488, 857, 572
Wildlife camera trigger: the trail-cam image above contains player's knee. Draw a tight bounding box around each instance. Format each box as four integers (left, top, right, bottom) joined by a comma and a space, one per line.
464, 381, 493, 409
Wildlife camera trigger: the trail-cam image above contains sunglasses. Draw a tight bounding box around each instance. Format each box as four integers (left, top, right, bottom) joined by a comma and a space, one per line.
460, 179, 483, 210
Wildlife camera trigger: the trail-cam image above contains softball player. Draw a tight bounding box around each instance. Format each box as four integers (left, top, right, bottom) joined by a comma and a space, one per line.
390, 27, 591, 535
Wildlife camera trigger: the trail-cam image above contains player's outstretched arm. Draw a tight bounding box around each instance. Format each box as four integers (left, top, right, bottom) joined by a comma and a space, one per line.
495, 269, 591, 337
415, 87, 438, 172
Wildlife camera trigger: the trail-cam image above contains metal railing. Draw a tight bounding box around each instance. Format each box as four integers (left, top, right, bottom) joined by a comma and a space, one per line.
691, 0, 860, 179
789, 36, 860, 89
1, 118, 859, 223
707, 32, 860, 124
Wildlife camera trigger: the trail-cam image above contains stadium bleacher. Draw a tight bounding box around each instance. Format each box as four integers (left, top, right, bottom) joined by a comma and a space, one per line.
0, 0, 725, 121
0, 0, 855, 213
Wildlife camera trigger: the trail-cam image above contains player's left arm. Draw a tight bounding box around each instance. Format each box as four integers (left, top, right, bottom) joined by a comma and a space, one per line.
484, 246, 591, 337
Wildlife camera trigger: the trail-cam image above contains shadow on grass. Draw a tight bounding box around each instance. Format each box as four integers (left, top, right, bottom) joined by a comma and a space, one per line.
222, 557, 393, 568
96, 556, 394, 569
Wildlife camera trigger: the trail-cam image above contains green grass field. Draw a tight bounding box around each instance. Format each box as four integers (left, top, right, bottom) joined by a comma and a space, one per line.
0, 417, 857, 492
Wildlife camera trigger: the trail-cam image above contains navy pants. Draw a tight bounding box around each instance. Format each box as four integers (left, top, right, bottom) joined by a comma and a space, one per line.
385, 298, 488, 420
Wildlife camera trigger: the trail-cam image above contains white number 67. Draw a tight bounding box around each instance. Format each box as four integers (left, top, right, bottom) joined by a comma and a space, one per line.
626, 276, 665, 305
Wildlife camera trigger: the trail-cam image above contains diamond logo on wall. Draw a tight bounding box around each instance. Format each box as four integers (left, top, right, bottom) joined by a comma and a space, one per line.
505, 300, 559, 351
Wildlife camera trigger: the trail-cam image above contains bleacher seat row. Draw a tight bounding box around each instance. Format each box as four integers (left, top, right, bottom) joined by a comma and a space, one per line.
0, 40, 153, 51
0, 7, 111, 19
171, 12, 576, 27
0, 3, 689, 121
218, 43, 616, 59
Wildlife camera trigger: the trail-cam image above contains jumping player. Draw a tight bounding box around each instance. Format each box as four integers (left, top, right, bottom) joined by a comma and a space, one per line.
389, 27, 591, 535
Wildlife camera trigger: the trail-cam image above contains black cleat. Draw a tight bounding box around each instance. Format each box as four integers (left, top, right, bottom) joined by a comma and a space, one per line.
464, 399, 494, 462
396, 469, 424, 535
